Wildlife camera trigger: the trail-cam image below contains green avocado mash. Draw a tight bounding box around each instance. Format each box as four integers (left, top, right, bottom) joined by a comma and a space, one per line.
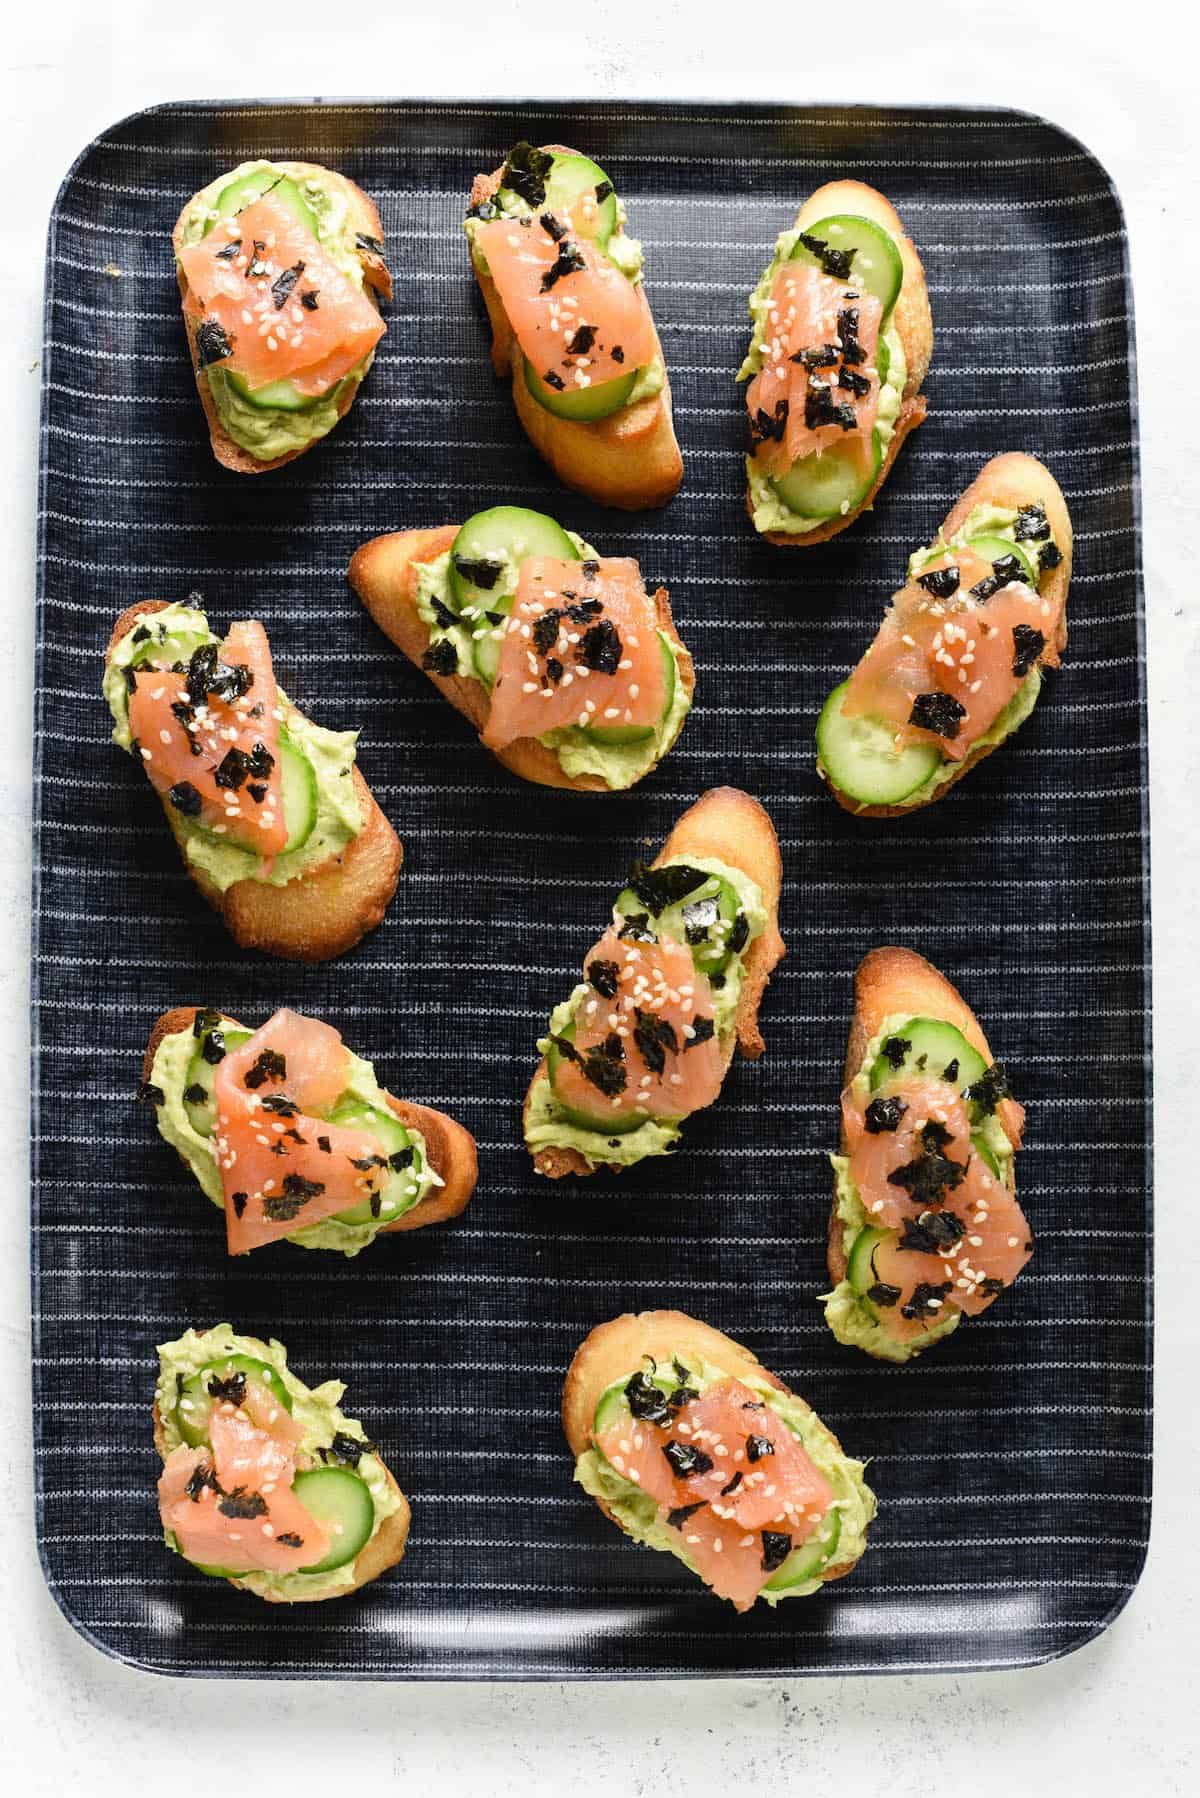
176, 159, 376, 462
105, 602, 363, 894
156, 1324, 403, 1601
148, 1016, 439, 1256
415, 538, 692, 790
573, 1351, 875, 1602
820, 1014, 1017, 1361
525, 856, 768, 1168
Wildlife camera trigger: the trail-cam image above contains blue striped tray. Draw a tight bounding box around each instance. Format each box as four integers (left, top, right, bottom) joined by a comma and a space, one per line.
32, 99, 1150, 1678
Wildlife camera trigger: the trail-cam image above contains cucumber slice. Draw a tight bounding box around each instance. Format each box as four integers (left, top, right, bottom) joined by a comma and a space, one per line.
183, 1023, 252, 1138
324, 1097, 420, 1226
224, 370, 321, 414
210, 171, 320, 241
764, 1507, 842, 1591
544, 152, 619, 245
770, 432, 882, 524
472, 594, 513, 689
292, 1466, 376, 1572
867, 1018, 986, 1094
523, 354, 638, 422
964, 533, 1039, 586
816, 680, 941, 807
449, 506, 576, 612
789, 213, 904, 314
547, 1026, 647, 1135
278, 731, 317, 854
584, 634, 674, 747
176, 1353, 294, 1449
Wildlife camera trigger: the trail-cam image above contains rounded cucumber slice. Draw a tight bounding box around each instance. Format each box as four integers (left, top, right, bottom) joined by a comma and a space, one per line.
183, 1023, 252, 1138
769, 432, 882, 524
523, 354, 638, 422
867, 1018, 987, 1095
585, 634, 674, 747
324, 1096, 418, 1226
224, 370, 321, 414
472, 594, 513, 689
176, 1353, 294, 1449
278, 730, 317, 854
763, 1507, 843, 1591
449, 506, 576, 613
292, 1466, 375, 1572
964, 533, 1039, 586
210, 170, 320, 241
789, 213, 903, 314
547, 1027, 647, 1135
972, 1130, 1002, 1178
544, 152, 619, 245
816, 680, 941, 807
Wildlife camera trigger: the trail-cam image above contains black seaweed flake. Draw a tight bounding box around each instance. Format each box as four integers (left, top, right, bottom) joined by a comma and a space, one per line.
542, 368, 566, 390
838, 367, 872, 397
683, 895, 719, 943
452, 554, 505, 590
243, 1049, 286, 1089
466, 199, 497, 221
566, 323, 597, 355
215, 237, 241, 262
909, 690, 967, 740
1038, 541, 1063, 572
270, 260, 304, 309
1014, 504, 1050, 542
979, 1276, 1007, 1297
214, 743, 272, 791
538, 210, 567, 241
761, 1530, 792, 1573
901, 1280, 953, 1322
804, 378, 856, 433
719, 1470, 743, 1497
195, 319, 234, 368
666, 1502, 705, 1530
594, 180, 614, 204
728, 913, 750, 956
611, 345, 625, 364
750, 399, 789, 447
317, 1136, 331, 1154
1012, 623, 1046, 678
663, 1440, 714, 1479
581, 560, 601, 580
686, 1016, 716, 1049
429, 594, 459, 632
881, 1035, 911, 1070
540, 239, 587, 292
183, 1083, 206, 1104
350, 1153, 390, 1173
131, 625, 152, 644
627, 860, 709, 916
185, 1462, 223, 1501
624, 1371, 673, 1426
260, 1094, 299, 1117
889, 1147, 969, 1208
217, 1488, 268, 1520
206, 1371, 247, 1406
247, 240, 269, 278
964, 1061, 1012, 1116
565, 596, 602, 624
422, 639, 459, 676
865, 1280, 902, 1308
532, 610, 564, 656
899, 1209, 966, 1253
186, 641, 254, 708
970, 553, 1027, 601
634, 1010, 678, 1076
276, 1531, 305, 1548
579, 618, 622, 675
944, 1058, 959, 1083
545, 656, 564, 685
745, 1433, 775, 1463
500, 140, 555, 207
192, 1007, 221, 1038
231, 1192, 247, 1218
200, 1029, 226, 1066
793, 342, 840, 369
864, 1096, 909, 1134
389, 1146, 415, 1171
617, 910, 656, 943
355, 232, 385, 255
168, 780, 203, 817
796, 231, 854, 280
301, 290, 319, 310
318, 1431, 375, 1468
137, 1080, 164, 1106
916, 565, 961, 599
587, 957, 620, 999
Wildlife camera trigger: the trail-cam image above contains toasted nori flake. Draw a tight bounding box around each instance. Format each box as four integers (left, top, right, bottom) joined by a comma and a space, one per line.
710, 973, 726, 990
183, 1083, 206, 1104
260, 1094, 298, 1117
865, 1096, 908, 1134
200, 1029, 226, 1065
1014, 504, 1050, 541
270, 260, 305, 309
207, 1370, 247, 1405
131, 625, 151, 644
317, 1136, 331, 1154
170, 699, 198, 745
909, 690, 967, 740
186, 642, 252, 708
217, 1488, 268, 1520
262, 1193, 305, 1222
123, 665, 138, 692
618, 910, 656, 943
466, 199, 497, 221
628, 860, 708, 916
389, 1146, 414, 1171
728, 912, 750, 955
542, 368, 566, 390
168, 780, 203, 816
268, 1142, 289, 1157
796, 231, 854, 280
901, 1280, 953, 1322
1038, 540, 1063, 572
664, 1440, 714, 1479
666, 1502, 705, 1530
916, 565, 961, 599
882, 1035, 911, 1069
866, 1280, 902, 1308
746, 1433, 774, 1463
579, 617, 622, 675
137, 1080, 164, 1106
838, 366, 872, 397
944, 1058, 959, 1083
485, 610, 506, 626
185, 1462, 223, 1501
350, 1153, 389, 1172
215, 237, 241, 262
611, 345, 625, 364
964, 1061, 1012, 1116
246, 782, 268, 804
539, 210, 567, 241
453, 553, 504, 590
193, 1007, 221, 1037
920, 1119, 954, 1153
422, 639, 459, 676
720, 1470, 743, 1496
750, 399, 789, 446
624, 1370, 673, 1425
369, 1191, 382, 1219
355, 232, 385, 255
1012, 623, 1046, 678
761, 1530, 792, 1572
587, 957, 620, 998
231, 1191, 247, 1218
567, 322, 597, 355
565, 596, 603, 624
500, 140, 555, 207
579, 1040, 627, 1097
900, 1209, 966, 1254
594, 180, 614, 203
741, 1400, 765, 1410
581, 559, 601, 580
634, 1009, 678, 1075
195, 318, 234, 368
318, 1430, 375, 1468
213, 746, 253, 790
429, 594, 458, 632
244, 1048, 286, 1089
532, 610, 563, 656
276, 1531, 305, 1548
540, 238, 587, 291
301, 289, 319, 310
282, 1172, 325, 1200
682, 894, 719, 941
545, 655, 564, 685
979, 1276, 1007, 1297
687, 1016, 716, 1048
793, 342, 840, 369
970, 552, 1026, 601
889, 1147, 969, 1208
804, 379, 840, 431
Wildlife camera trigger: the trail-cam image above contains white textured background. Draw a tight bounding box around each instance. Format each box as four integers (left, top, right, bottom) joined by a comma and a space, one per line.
2, 2, 1195, 1789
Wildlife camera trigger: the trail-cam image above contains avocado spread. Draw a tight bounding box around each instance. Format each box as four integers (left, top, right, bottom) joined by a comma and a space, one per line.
156, 1324, 403, 1601
573, 1352, 875, 1602
525, 856, 768, 1168
176, 160, 376, 461
148, 1015, 439, 1256
415, 537, 691, 790
105, 602, 363, 893
821, 1013, 1017, 1361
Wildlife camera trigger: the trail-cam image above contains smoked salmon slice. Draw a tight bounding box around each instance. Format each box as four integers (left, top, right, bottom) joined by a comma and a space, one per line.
482, 556, 667, 750
746, 262, 882, 478
177, 190, 385, 398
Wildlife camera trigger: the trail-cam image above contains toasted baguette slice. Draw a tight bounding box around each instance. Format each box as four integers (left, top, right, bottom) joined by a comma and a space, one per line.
172, 162, 390, 475
468, 147, 682, 509
525, 787, 785, 1178
563, 1310, 864, 1592
152, 1330, 410, 1604
747, 180, 932, 547
828, 946, 1026, 1289
143, 1006, 477, 1237
107, 601, 401, 961
348, 526, 695, 791
821, 452, 1073, 819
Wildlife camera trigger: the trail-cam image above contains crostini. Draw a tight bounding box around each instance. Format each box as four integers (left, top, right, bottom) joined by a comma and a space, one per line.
139, 1005, 477, 1256
525, 788, 784, 1176
349, 504, 694, 791
564, 1310, 875, 1611
104, 598, 401, 960
816, 453, 1072, 814
172, 159, 390, 472
464, 142, 683, 509
154, 1324, 410, 1603
739, 180, 932, 544
823, 948, 1032, 1362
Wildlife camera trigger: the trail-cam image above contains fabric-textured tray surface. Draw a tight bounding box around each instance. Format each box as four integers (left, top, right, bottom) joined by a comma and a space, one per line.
32, 99, 1149, 1679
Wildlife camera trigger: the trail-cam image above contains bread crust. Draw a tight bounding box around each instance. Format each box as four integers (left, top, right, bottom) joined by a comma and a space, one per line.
746, 180, 933, 547
171, 162, 389, 475
142, 1005, 477, 1238
347, 526, 695, 791
151, 1336, 410, 1604
523, 787, 785, 1178
107, 601, 401, 961
821, 451, 1074, 818
562, 1310, 860, 1588
827, 947, 1025, 1286
467, 148, 683, 509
